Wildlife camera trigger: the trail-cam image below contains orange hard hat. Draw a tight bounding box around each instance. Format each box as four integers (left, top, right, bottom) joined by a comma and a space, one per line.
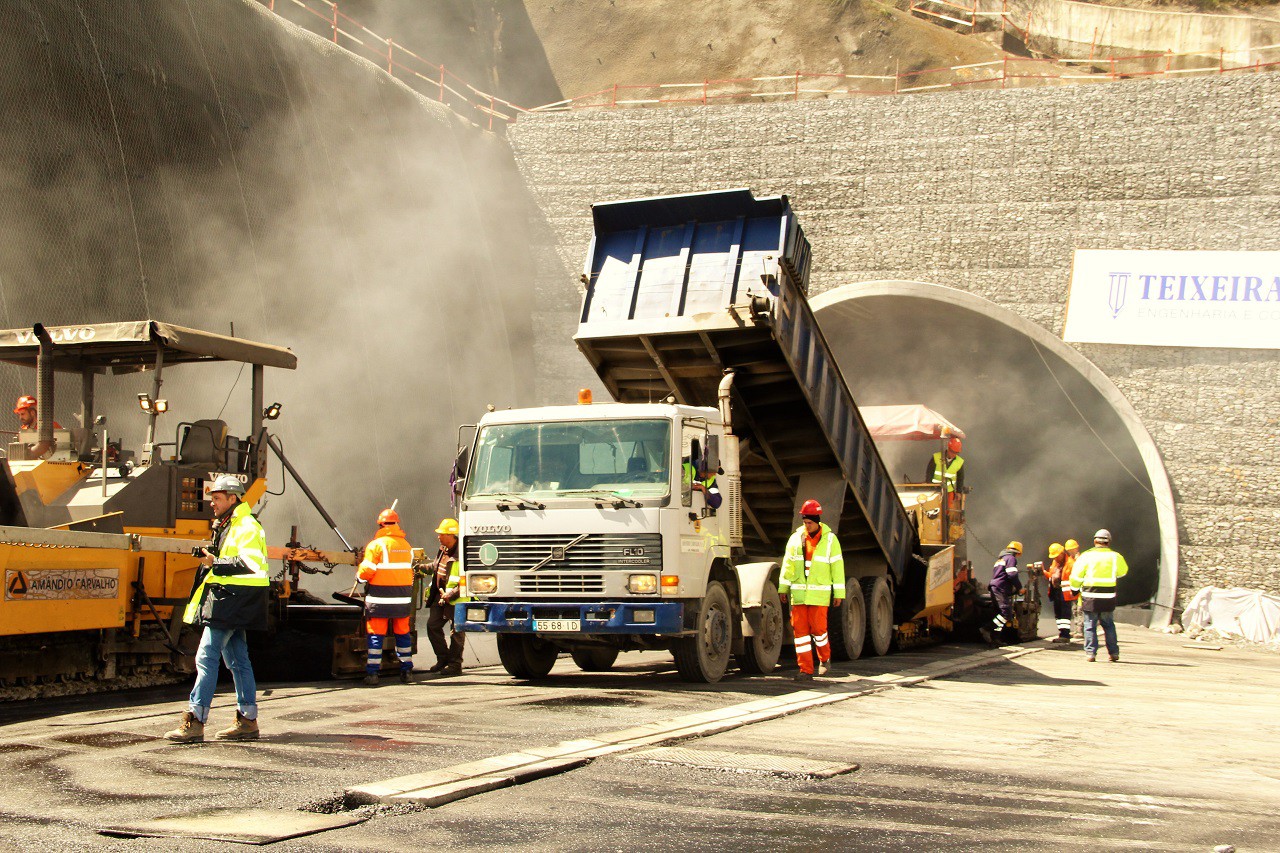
377, 508, 400, 526
14, 395, 36, 414
800, 499, 822, 517
948, 437, 962, 453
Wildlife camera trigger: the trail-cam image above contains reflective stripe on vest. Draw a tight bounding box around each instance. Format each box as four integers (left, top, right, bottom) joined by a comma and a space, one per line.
931, 452, 964, 493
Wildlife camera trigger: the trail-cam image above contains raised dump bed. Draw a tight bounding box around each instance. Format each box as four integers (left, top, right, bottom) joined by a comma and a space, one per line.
576, 188, 917, 586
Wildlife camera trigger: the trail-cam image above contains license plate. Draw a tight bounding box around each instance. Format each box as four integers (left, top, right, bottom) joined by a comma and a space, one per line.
535, 619, 581, 632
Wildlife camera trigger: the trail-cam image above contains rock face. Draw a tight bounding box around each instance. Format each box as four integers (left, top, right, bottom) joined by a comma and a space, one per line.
0, 0, 537, 547
508, 74, 1280, 607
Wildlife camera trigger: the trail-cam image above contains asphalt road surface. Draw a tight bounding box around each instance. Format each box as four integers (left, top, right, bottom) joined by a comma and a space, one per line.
0, 625, 1276, 851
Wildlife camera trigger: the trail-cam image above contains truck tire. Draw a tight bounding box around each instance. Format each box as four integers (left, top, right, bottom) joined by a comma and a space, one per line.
674, 581, 732, 683
497, 635, 559, 680
740, 580, 783, 674
828, 588, 866, 662
862, 576, 894, 657
570, 647, 619, 672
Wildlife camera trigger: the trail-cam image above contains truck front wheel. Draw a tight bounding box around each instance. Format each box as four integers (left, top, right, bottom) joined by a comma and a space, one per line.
674, 581, 732, 683
570, 647, 619, 672
739, 580, 783, 674
497, 634, 559, 680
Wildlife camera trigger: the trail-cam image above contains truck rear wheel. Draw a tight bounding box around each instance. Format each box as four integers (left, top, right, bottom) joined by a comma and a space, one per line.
674, 581, 732, 683
497, 635, 559, 680
862, 576, 894, 657
828, 588, 866, 662
570, 647, 619, 672
740, 580, 783, 674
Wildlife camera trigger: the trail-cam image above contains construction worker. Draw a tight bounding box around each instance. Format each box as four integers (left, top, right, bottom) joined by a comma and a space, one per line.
1064, 538, 1083, 638
682, 456, 722, 509
357, 509, 416, 685
165, 474, 269, 743
14, 394, 59, 457
981, 541, 1023, 646
424, 517, 467, 676
778, 499, 844, 682
1042, 543, 1074, 643
1069, 529, 1129, 662
926, 437, 965, 495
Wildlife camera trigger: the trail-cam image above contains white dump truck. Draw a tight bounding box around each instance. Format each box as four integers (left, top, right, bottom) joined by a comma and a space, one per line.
452, 189, 994, 683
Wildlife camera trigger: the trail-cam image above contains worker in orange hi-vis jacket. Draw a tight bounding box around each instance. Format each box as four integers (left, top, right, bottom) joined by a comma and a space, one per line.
357, 509, 416, 686
778, 499, 845, 682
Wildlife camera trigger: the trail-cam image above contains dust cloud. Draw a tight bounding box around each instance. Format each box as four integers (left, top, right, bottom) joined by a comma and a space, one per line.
818, 295, 1161, 605
0, 0, 538, 578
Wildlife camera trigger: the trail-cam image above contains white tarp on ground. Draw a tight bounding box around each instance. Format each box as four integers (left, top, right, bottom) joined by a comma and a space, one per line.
1183, 587, 1280, 643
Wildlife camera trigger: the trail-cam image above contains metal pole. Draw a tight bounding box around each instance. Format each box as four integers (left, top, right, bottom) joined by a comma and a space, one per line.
101, 422, 109, 497
144, 346, 164, 463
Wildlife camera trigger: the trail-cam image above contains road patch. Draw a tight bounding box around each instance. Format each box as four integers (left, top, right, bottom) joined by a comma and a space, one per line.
623, 745, 858, 778
99, 807, 367, 844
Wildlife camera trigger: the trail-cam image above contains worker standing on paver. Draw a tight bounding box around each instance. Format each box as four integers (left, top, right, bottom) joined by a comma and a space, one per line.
1069, 529, 1129, 662
1064, 538, 1083, 638
1042, 542, 1075, 643
926, 437, 965, 501
165, 474, 269, 743
778, 500, 845, 682
357, 509, 416, 686
14, 394, 60, 457
981, 541, 1023, 646
424, 517, 467, 676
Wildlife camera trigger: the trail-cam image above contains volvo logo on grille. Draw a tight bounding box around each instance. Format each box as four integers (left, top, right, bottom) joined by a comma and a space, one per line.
470, 524, 511, 535
551, 546, 566, 561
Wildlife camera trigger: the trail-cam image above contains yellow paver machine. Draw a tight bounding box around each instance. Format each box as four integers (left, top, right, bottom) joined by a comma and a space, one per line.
0, 321, 417, 692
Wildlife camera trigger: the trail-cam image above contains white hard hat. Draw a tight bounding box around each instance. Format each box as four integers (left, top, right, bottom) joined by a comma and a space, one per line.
1093, 528, 1111, 543
209, 474, 245, 496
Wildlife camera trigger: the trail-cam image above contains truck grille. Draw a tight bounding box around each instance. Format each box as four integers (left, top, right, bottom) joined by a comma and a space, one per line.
464, 533, 662, 574
516, 574, 605, 594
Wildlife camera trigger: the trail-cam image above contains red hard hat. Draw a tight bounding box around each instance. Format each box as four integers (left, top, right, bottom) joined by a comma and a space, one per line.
14, 395, 36, 414
948, 437, 962, 453
377, 508, 400, 526
800, 499, 822, 516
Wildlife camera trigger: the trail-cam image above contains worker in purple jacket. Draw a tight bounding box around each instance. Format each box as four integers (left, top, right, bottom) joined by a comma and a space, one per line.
981, 541, 1023, 646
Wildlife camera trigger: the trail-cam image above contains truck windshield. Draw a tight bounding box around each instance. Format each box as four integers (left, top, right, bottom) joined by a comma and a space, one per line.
465, 419, 671, 502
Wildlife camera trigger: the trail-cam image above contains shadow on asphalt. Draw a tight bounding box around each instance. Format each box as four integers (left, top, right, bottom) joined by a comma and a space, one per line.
943, 657, 1104, 688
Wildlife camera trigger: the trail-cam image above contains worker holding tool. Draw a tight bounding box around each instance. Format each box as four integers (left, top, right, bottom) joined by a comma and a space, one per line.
1043, 543, 1075, 643
1064, 538, 1083, 638
424, 517, 467, 676
357, 508, 416, 686
165, 474, 269, 743
1069, 529, 1130, 662
981, 540, 1023, 646
925, 437, 965, 498
778, 499, 844, 682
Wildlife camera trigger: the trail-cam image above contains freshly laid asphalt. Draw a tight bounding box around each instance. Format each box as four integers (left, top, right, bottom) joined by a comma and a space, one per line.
0, 625, 1276, 850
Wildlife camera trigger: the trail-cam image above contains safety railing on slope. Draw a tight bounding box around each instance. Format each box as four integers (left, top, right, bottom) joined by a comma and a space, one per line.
256, 0, 528, 129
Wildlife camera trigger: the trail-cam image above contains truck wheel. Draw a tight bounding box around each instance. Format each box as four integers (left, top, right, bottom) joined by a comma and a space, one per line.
674, 581, 732, 683
570, 647, 619, 672
862, 576, 894, 657
828, 587, 866, 662
740, 580, 783, 674
497, 635, 559, 680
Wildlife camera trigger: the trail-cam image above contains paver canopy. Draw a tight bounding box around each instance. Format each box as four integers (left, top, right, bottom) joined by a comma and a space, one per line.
859, 404, 965, 442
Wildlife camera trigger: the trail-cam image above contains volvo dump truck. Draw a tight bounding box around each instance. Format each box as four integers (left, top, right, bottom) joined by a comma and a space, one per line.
0, 320, 413, 694
454, 189, 1017, 683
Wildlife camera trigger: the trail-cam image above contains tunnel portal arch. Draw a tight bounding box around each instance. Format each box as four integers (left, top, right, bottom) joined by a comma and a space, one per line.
809, 281, 1178, 628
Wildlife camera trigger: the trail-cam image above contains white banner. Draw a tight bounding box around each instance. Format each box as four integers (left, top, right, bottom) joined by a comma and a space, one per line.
1064, 250, 1280, 349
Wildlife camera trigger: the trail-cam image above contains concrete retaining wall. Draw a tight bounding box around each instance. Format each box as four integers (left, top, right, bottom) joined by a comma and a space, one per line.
507, 73, 1280, 607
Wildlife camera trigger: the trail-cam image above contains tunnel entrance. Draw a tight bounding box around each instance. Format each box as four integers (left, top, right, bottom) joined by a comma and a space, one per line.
811, 281, 1176, 625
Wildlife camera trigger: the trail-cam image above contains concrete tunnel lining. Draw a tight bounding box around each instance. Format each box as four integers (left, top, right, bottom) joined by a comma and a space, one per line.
808, 280, 1179, 629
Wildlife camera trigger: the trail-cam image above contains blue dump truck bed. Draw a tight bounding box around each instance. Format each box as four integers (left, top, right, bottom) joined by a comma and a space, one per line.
575, 188, 917, 586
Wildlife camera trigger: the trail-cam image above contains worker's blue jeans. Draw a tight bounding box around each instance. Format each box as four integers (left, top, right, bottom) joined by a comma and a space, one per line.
188, 627, 258, 722
1082, 610, 1119, 658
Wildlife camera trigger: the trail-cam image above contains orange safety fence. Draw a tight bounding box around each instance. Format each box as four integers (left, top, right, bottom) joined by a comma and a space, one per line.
257, 0, 529, 129
257, 0, 1280, 124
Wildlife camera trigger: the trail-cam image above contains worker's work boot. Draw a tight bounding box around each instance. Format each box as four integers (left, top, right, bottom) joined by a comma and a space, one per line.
817, 661, 830, 677
1085, 654, 1096, 662
399, 669, 414, 684
979, 627, 997, 647
363, 672, 380, 687
1108, 654, 1119, 662
427, 660, 448, 673
164, 712, 205, 744
793, 671, 813, 683
215, 711, 260, 741
441, 664, 463, 677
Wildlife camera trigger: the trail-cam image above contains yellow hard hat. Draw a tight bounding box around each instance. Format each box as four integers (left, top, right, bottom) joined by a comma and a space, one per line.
1064, 539, 1079, 551
435, 518, 459, 536
1007, 541, 1023, 553
1048, 543, 1064, 558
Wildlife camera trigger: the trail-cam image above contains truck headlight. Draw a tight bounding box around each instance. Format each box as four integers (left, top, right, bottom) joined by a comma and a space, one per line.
469, 574, 497, 595
465, 606, 487, 623
628, 574, 657, 594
